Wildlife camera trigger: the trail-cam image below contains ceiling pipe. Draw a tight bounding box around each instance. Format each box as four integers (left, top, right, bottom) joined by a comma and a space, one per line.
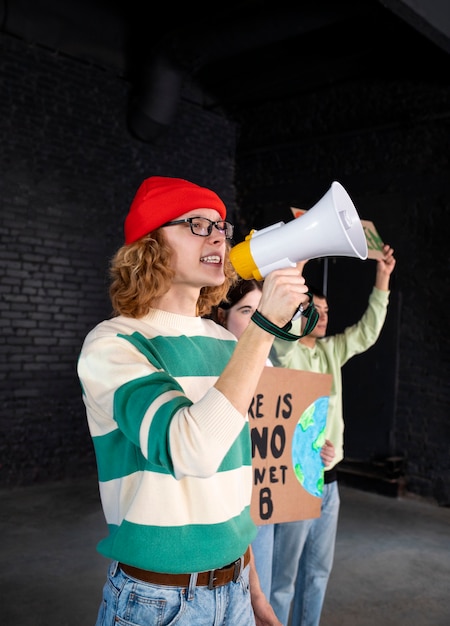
125, 3, 358, 142
126, 53, 183, 143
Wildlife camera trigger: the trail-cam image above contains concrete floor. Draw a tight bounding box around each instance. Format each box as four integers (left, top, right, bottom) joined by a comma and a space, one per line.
1, 475, 449, 626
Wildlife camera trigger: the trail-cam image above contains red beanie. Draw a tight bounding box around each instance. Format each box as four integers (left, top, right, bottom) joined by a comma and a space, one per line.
124, 176, 227, 244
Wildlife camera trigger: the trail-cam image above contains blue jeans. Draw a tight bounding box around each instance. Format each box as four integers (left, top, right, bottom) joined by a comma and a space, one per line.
95, 560, 255, 625
251, 524, 275, 599
270, 481, 340, 626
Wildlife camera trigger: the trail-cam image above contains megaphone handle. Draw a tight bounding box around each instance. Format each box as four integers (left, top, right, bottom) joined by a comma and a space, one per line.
297, 300, 319, 337
251, 293, 319, 341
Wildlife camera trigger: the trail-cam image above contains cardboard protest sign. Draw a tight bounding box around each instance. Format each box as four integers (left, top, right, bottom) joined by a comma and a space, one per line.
360, 219, 384, 259
290, 208, 384, 260
249, 366, 332, 525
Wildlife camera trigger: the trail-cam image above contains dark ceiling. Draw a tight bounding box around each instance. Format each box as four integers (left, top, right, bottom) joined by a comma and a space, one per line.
2, 0, 450, 140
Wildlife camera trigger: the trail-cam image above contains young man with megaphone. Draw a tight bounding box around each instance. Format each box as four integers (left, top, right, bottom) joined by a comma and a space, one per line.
77, 175, 315, 626
268, 245, 396, 626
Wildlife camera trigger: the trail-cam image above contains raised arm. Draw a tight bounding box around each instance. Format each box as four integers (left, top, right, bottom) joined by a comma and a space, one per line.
375, 244, 396, 291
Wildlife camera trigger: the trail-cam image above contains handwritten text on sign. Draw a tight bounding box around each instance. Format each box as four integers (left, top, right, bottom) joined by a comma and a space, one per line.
249, 367, 332, 525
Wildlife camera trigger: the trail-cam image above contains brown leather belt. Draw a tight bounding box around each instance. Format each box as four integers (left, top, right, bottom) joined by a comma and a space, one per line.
119, 547, 250, 590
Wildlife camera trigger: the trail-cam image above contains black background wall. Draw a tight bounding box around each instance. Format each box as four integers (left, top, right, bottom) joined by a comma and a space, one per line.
1, 26, 449, 504
234, 76, 450, 504
0, 32, 238, 486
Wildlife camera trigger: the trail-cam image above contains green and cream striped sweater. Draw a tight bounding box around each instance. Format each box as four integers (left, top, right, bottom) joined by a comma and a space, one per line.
77, 308, 257, 573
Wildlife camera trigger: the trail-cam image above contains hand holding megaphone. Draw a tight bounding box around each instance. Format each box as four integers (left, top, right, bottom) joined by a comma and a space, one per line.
230, 181, 368, 281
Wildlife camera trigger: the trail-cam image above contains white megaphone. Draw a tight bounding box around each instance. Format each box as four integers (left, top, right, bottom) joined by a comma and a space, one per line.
230, 181, 368, 280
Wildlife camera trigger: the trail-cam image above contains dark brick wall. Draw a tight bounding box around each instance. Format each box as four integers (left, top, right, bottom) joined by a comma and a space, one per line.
0, 33, 237, 486
1, 30, 449, 506
234, 74, 450, 505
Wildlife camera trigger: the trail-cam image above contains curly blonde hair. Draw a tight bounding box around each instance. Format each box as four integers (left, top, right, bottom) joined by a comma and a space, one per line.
109, 230, 238, 318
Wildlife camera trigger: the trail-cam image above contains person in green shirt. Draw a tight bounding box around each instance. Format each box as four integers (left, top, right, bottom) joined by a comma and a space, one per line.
269, 244, 396, 626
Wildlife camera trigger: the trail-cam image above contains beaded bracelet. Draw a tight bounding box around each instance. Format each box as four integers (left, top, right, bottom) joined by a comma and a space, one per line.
250, 292, 319, 341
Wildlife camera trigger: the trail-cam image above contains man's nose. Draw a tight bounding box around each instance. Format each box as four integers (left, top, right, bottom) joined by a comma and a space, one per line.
208, 229, 226, 243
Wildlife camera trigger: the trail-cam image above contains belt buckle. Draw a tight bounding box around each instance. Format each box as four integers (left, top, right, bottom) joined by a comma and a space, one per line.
207, 569, 217, 590
232, 555, 244, 583
207, 553, 244, 589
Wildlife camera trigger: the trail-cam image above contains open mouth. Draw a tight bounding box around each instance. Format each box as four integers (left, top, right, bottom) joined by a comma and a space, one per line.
200, 255, 221, 265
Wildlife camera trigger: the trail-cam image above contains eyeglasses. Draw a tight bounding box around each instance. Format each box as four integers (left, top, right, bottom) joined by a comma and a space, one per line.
161, 216, 234, 239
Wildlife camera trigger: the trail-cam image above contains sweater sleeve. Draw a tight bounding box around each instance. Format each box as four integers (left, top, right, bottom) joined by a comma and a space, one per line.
78, 329, 245, 481
329, 287, 390, 366
269, 287, 390, 368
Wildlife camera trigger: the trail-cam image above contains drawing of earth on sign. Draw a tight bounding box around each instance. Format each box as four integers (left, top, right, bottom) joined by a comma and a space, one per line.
292, 396, 329, 497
